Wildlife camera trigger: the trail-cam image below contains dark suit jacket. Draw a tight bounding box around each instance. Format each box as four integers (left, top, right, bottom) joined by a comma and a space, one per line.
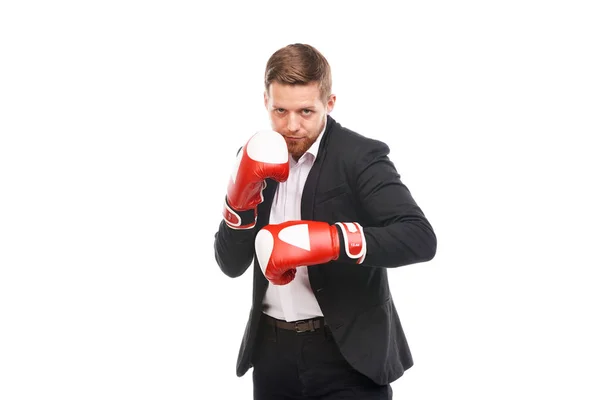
214, 115, 437, 385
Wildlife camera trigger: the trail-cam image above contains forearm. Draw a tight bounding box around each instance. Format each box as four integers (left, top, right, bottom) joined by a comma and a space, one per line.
213, 221, 256, 277
361, 214, 437, 268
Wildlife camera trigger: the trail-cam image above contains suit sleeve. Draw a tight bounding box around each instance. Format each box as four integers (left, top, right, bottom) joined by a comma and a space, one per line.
213, 220, 256, 278
353, 141, 437, 268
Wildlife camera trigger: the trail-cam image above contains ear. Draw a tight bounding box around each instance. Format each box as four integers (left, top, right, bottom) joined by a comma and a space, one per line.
326, 94, 336, 114
264, 91, 269, 109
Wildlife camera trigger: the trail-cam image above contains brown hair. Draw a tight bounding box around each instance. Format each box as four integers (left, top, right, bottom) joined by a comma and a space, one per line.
264, 43, 332, 104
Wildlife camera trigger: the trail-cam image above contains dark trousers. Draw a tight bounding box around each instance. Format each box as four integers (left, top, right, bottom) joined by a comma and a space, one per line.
252, 314, 393, 400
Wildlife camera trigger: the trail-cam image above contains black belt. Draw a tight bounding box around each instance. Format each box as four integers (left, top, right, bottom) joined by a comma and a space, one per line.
264, 314, 325, 333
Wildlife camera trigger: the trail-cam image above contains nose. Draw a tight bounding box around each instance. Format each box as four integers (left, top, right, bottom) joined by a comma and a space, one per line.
286, 113, 300, 133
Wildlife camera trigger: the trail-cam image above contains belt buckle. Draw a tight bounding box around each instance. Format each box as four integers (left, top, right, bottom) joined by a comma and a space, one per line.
294, 319, 315, 333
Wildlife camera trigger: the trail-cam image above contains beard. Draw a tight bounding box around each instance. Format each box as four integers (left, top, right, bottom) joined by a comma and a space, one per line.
285, 136, 314, 161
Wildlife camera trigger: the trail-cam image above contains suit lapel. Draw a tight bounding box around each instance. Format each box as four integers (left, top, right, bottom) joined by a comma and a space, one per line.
257, 179, 277, 229
301, 116, 335, 220
303, 115, 336, 293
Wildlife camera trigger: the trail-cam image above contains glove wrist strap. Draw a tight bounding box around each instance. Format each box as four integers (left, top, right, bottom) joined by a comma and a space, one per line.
334, 222, 367, 264
223, 196, 257, 229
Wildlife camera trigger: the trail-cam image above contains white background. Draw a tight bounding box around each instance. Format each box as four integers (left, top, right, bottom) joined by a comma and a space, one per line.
1, 1, 599, 399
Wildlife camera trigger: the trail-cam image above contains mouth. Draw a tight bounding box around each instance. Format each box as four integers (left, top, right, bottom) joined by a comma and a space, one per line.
284, 136, 303, 141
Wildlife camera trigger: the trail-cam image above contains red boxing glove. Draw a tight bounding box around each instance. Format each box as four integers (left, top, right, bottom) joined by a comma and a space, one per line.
223, 130, 289, 229
254, 220, 367, 285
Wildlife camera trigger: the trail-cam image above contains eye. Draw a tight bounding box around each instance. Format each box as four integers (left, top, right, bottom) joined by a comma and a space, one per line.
276, 108, 285, 114
302, 109, 313, 115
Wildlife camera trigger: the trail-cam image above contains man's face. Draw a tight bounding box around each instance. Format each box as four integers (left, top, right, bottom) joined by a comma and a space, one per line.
264, 81, 335, 161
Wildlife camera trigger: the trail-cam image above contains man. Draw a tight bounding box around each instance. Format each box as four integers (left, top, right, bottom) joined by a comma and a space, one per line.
214, 43, 437, 399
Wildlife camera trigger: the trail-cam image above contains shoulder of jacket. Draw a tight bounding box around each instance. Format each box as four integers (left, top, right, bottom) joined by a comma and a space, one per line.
329, 120, 390, 156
